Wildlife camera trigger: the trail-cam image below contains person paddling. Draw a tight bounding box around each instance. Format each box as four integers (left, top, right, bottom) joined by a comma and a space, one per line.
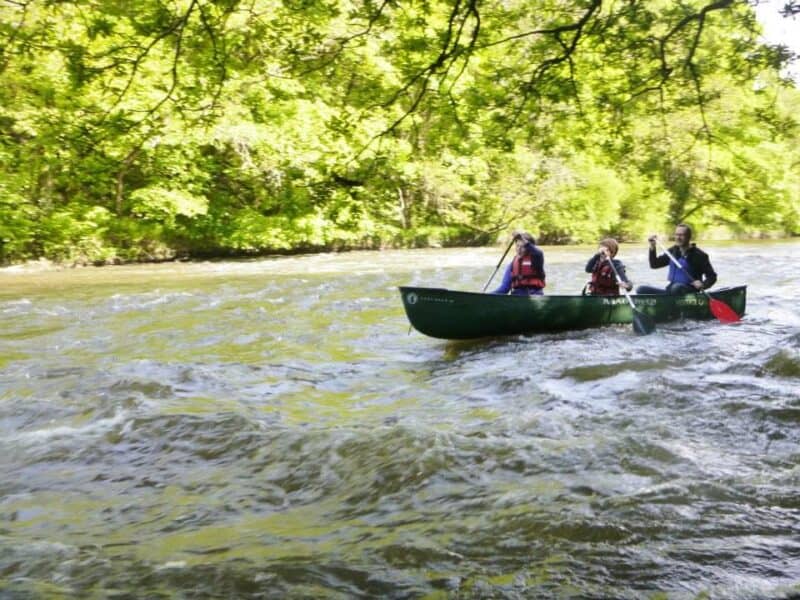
635, 223, 717, 295
583, 238, 633, 296
491, 232, 546, 296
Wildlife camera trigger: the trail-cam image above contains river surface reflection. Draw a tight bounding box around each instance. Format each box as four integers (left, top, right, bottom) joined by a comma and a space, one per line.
1, 241, 799, 598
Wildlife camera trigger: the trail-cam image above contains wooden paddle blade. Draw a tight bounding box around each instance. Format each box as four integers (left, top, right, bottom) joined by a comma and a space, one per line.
708, 297, 741, 323
632, 310, 656, 335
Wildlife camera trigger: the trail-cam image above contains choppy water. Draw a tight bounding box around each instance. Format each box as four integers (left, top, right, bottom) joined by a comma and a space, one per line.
1, 241, 799, 599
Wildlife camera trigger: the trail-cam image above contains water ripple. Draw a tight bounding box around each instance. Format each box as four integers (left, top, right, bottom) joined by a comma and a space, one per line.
1, 242, 799, 598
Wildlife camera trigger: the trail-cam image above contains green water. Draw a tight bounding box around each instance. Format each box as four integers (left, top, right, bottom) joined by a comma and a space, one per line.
1, 243, 799, 598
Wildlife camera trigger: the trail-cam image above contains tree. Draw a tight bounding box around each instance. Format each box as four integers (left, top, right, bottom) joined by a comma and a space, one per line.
0, 0, 798, 264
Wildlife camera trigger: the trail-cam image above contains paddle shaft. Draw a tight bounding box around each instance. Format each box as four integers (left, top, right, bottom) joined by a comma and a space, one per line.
654, 239, 708, 295
605, 257, 637, 311
605, 256, 655, 335
482, 238, 516, 292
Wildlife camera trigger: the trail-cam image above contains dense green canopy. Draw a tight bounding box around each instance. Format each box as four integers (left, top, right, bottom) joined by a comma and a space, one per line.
1, 0, 798, 264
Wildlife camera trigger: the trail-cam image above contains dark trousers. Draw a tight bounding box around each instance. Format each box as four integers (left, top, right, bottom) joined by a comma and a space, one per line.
511, 286, 544, 296
635, 283, 695, 295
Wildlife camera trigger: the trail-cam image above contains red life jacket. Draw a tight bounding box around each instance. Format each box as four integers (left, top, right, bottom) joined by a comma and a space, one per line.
589, 260, 618, 296
511, 253, 546, 289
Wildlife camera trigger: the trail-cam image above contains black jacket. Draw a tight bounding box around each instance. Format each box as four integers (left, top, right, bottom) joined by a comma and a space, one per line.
648, 243, 717, 289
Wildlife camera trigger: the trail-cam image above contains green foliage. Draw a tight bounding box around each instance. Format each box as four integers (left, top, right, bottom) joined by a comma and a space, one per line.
0, 0, 798, 265
535, 158, 624, 243
0, 192, 39, 263
130, 187, 209, 223
36, 207, 114, 264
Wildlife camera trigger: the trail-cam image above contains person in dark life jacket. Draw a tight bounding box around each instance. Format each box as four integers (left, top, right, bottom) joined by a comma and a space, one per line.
491, 232, 546, 296
583, 238, 632, 296
635, 223, 717, 295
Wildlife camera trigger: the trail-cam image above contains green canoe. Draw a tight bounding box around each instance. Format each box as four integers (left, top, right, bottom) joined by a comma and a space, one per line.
399, 285, 747, 340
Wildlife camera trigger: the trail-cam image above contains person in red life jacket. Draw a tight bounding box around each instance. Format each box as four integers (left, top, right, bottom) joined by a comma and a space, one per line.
491, 232, 546, 295
583, 238, 633, 296
635, 223, 717, 295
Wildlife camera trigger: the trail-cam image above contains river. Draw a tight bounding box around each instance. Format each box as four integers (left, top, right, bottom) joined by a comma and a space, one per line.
1, 241, 799, 599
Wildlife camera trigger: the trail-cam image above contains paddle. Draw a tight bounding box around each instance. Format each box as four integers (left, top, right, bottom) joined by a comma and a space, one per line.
654, 239, 740, 323
482, 236, 516, 292
606, 255, 655, 335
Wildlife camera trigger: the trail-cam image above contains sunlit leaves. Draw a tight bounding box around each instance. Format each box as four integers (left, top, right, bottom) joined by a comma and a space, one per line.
0, 0, 798, 263
130, 187, 209, 222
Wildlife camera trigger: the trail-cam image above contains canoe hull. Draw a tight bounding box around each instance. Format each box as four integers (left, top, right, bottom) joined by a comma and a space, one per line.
399, 286, 747, 340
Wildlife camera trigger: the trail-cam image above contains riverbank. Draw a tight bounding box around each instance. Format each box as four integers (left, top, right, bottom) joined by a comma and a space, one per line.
2, 230, 796, 272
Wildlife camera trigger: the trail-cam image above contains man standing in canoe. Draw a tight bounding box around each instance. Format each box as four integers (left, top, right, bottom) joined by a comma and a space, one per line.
491, 232, 546, 295
635, 223, 717, 295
